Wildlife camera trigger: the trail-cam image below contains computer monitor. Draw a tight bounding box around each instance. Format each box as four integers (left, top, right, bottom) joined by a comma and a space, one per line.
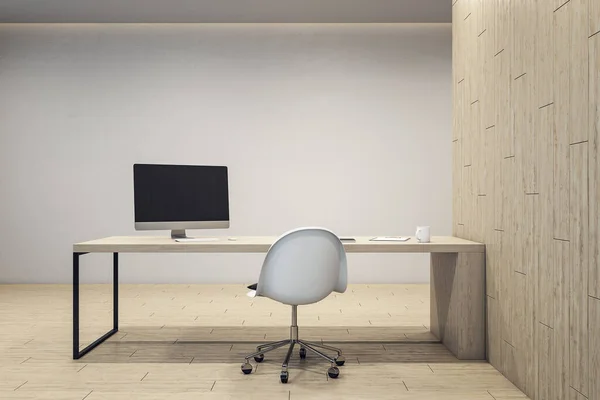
133, 164, 230, 239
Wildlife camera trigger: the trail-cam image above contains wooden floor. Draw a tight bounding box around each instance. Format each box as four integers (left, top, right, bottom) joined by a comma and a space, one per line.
0, 284, 528, 399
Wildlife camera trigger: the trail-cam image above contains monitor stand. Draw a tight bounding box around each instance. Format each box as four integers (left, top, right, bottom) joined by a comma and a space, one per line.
171, 229, 188, 239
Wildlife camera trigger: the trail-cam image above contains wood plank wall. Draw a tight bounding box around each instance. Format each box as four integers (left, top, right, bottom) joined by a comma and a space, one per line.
452, 0, 600, 398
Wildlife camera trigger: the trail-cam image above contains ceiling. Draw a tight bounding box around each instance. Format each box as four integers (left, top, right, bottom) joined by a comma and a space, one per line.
0, 0, 451, 23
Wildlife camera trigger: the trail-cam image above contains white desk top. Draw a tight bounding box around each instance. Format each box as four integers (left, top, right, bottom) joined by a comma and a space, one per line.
73, 236, 484, 254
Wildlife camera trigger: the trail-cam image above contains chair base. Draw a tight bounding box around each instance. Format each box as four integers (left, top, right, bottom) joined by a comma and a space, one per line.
241, 337, 345, 383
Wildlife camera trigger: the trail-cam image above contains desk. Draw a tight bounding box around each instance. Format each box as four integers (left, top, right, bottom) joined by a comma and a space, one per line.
73, 236, 486, 360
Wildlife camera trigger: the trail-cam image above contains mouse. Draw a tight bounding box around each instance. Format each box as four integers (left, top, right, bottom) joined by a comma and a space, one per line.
228, 237, 237, 241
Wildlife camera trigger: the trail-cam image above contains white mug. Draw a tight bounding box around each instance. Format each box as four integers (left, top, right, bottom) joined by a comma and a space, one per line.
416, 226, 431, 243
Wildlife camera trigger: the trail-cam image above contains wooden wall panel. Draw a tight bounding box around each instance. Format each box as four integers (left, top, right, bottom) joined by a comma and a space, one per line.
481, 127, 492, 198
524, 200, 538, 399
487, 295, 501, 368
481, 40, 495, 199
514, 74, 537, 194
494, 0, 511, 57
483, 0, 495, 50
500, 226, 513, 347
553, 5, 571, 241
453, 0, 599, 397
462, 165, 474, 238
452, 6, 460, 144
493, 57, 506, 230
483, 58, 495, 130
502, 154, 517, 267
502, 338, 517, 382
468, 8, 479, 106
569, 142, 589, 397
554, 239, 571, 400
463, 98, 473, 168
591, 0, 600, 37
453, 80, 462, 143
471, 100, 482, 195
590, 34, 600, 299
487, 229, 502, 300
512, 193, 526, 277
570, 0, 589, 145
497, 52, 513, 158
453, 140, 462, 233
474, 0, 484, 37
510, 271, 527, 390
511, 0, 534, 80
510, 0, 524, 78
535, 1, 554, 108
591, 297, 600, 400
452, 3, 460, 88
537, 323, 553, 400
537, 105, 555, 328
477, 195, 489, 244
537, 234, 555, 327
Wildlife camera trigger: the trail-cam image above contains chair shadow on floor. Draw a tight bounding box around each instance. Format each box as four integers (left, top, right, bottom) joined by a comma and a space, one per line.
78, 326, 476, 365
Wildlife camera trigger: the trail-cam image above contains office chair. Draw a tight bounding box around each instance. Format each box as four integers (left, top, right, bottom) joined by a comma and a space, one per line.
241, 227, 348, 383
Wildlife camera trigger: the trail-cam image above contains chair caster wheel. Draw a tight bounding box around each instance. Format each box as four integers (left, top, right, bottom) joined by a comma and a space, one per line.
335, 356, 345, 366
328, 366, 340, 379
280, 371, 289, 383
254, 354, 264, 363
241, 362, 253, 375
299, 348, 306, 359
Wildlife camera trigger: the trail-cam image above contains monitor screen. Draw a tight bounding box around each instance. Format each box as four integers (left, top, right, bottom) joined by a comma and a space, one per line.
133, 164, 229, 227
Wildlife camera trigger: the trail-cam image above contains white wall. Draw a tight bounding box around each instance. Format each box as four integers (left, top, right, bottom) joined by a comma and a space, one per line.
0, 23, 452, 284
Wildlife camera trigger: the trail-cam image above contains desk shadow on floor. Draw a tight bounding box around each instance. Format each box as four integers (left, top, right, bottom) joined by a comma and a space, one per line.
78, 326, 471, 365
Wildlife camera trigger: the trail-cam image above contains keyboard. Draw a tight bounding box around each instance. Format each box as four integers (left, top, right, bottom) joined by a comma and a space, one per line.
174, 238, 219, 242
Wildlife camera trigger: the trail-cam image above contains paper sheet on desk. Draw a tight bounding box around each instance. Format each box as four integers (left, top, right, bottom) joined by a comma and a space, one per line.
174, 238, 219, 242
369, 237, 411, 242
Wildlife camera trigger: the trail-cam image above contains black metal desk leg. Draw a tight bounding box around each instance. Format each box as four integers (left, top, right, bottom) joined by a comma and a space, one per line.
73, 252, 80, 359
73, 252, 119, 360
113, 252, 119, 331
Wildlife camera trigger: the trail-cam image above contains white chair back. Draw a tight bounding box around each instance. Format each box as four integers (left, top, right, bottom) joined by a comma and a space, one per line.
255, 227, 347, 305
